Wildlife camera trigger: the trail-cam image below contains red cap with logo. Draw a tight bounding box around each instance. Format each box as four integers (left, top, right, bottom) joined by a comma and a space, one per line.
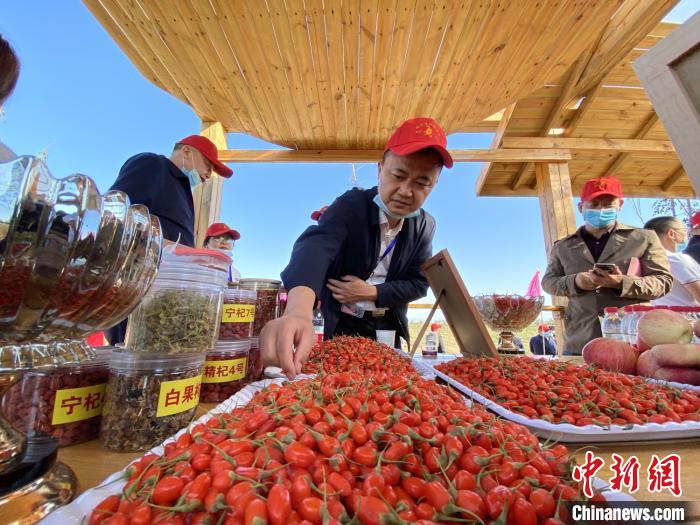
691, 211, 700, 229
311, 206, 329, 221
580, 176, 623, 201
384, 117, 453, 168
178, 135, 233, 178
538, 323, 550, 332
204, 222, 240, 241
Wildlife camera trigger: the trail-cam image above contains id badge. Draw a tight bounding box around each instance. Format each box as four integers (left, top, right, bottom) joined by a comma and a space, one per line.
341, 303, 365, 318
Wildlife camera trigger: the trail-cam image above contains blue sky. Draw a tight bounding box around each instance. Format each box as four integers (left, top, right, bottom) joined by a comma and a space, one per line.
1, 2, 698, 319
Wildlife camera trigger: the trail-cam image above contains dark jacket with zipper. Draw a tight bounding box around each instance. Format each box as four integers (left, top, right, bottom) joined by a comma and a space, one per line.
281, 187, 435, 344
684, 236, 700, 266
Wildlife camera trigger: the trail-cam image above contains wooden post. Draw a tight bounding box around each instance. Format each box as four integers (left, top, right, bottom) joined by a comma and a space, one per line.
193, 121, 227, 247
536, 162, 577, 353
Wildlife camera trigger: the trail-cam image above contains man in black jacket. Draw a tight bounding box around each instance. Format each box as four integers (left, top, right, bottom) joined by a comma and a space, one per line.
262, 117, 452, 378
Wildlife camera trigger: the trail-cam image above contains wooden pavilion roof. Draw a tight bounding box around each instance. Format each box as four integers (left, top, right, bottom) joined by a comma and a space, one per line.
84, 0, 676, 153
477, 21, 694, 199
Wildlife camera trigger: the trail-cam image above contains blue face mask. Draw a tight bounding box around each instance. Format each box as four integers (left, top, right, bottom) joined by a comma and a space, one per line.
677, 241, 689, 252
583, 207, 617, 229
181, 158, 202, 190
373, 194, 421, 220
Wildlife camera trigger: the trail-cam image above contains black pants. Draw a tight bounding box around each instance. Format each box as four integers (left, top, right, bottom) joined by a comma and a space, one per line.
334, 312, 402, 347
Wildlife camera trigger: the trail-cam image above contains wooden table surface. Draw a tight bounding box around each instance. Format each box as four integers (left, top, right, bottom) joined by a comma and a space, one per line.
57, 405, 700, 505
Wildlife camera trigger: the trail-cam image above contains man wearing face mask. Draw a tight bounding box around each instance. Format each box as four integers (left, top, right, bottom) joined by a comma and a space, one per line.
262, 117, 452, 378
109, 135, 233, 248
106, 135, 233, 345
645, 216, 700, 307
203, 222, 242, 283
542, 176, 672, 355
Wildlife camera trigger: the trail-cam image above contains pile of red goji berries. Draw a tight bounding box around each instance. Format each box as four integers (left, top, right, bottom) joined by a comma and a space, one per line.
301, 336, 418, 378
88, 371, 596, 524
436, 357, 700, 427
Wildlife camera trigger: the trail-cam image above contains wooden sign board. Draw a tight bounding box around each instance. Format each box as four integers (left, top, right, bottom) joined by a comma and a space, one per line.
414, 249, 497, 358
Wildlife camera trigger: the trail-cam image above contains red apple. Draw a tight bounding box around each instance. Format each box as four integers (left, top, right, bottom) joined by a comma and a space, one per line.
634, 335, 650, 355
582, 337, 638, 375
637, 309, 692, 347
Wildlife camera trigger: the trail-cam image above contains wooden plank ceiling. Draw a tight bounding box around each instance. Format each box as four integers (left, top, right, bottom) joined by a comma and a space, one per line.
478, 19, 695, 199
84, 0, 630, 150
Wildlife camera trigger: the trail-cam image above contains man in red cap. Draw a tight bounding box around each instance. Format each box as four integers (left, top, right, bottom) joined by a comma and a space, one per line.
542, 176, 671, 355
262, 117, 453, 378
107, 135, 232, 344
203, 222, 241, 282
110, 135, 232, 248
684, 211, 700, 265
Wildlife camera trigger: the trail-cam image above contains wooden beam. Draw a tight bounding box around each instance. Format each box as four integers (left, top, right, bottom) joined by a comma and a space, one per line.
476, 104, 516, 195
192, 121, 227, 248
563, 81, 605, 136
661, 165, 687, 192
602, 113, 659, 177
574, 0, 678, 95
219, 148, 572, 164
510, 163, 532, 191
501, 137, 676, 154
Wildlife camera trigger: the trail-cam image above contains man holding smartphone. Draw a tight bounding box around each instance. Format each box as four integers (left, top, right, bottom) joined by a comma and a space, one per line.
542, 176, 672, 355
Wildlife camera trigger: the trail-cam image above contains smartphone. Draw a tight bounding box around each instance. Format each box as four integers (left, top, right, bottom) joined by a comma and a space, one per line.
593, 263, 616, 273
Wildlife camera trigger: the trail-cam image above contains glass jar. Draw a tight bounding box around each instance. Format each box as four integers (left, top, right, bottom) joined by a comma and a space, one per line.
218, 289, 256, 341
247, 337, 263, 381
100, 351, 204, 451
125, 247, 229, 354
201, 340, 251, 403
1, 351, 109, 446
237, 279, 281, 336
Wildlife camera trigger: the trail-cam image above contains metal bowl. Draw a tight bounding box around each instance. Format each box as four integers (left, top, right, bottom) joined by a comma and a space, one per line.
473, 294, 544, 331
0, 156, 162, 367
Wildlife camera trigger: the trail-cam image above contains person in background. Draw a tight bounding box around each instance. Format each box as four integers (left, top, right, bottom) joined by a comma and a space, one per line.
645, 216, 700, 307
203, 222, 241, 282
106, 136, 233, 345
530, 324, 557, 356
684, 211, 700, 265
262, 117, 453, 378
542, 176, 672, 355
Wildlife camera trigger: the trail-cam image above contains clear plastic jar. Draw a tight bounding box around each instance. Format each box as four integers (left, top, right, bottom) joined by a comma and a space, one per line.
247, 337, 263, 381
125, 247, 229, 354
218, 289, 256, 341
237, 279, 281, 336
201, 340, 251, 403
601, 306, 625, 341
100, 351, 205, 451
1, 351, 109, 446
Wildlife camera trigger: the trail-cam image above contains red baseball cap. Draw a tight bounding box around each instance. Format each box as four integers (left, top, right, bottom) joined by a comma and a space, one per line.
580, 176, 623, 201
178, 135, 233, 178
538, 323, 550, 332
384, 117, 453, 168
310, 205, 328, 221
204, 222, 240, 241
691, 211, 700, 229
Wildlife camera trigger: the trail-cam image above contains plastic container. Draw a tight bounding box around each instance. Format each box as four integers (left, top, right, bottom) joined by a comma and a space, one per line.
624, 304, 652, 344
237, 279, 281, 336
247, 337, 263, 381
1, 351, 109, 446
278, 288, 288, 317
621, 305, 636, 343
600, 306, 625, 341
200, 340, 252, 402
218, 288, 256, 340
422, 330, 438, 358
100, 351, 205, 451
313, 305, 324, 343
125, 247, 229, 354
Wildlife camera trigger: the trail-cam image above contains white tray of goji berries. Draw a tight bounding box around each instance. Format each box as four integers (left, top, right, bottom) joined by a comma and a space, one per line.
427, 358, 700, 444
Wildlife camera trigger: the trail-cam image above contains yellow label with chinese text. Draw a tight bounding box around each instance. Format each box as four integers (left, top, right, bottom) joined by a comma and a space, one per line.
157, 375, 202, 417
202, 358, 248, 384
52, 383, 107, 425
221, 303, 256, 323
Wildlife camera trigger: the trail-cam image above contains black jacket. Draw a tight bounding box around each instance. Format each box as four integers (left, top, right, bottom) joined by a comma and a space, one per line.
281, 187, 435, 343
110, 153, 195, 247
685, 236, 700, 266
